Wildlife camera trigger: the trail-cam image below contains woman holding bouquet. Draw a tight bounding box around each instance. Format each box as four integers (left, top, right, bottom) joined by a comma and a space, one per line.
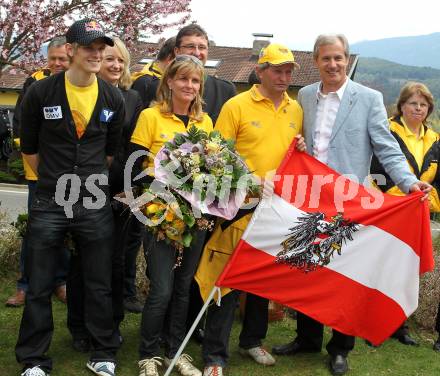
129, 55, 213, 376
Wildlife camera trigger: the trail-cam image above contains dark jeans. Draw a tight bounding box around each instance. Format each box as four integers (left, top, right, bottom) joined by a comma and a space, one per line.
296, 312, 355, 357
15, 196, 118, 372
139, 230, 206, 359
123, 216, 144, 298
17, 181, 70, 291
67, 203, 143, 340
203, 292, 268, 367
112, 205, 143, 327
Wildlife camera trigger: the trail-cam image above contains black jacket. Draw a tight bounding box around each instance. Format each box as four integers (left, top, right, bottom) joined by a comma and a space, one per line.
20, 72, 125, 197
109, 88, 142, 195
203, 75, 236, 124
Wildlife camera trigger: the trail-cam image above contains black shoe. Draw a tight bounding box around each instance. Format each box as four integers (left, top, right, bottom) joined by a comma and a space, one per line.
72, 338, 91, 353
365, 340, 379, 348
329, 354, 348, 376
272, 340, 317, 355
396, 334, 419, 346
124, 296, 143, 313
433, 338, 440, 352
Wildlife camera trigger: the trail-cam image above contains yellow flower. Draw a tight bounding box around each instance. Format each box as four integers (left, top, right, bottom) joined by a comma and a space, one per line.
172, 219, 186, 233
165, 210, 175, 222
206, 141, 221, 153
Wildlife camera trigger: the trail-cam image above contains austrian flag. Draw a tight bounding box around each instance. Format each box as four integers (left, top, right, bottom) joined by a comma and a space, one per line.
216, 143, 434, 345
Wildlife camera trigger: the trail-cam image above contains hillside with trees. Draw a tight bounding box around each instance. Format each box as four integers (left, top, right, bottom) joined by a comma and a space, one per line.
351, 33, 440, 69
355, 57, 440, 129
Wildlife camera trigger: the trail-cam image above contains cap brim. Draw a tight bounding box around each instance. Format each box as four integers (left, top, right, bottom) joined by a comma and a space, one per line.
268, 61, 300, 69
78, 35, 114, 47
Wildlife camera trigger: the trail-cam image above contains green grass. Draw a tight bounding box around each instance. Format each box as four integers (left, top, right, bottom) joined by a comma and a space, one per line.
1, 276, 440, 376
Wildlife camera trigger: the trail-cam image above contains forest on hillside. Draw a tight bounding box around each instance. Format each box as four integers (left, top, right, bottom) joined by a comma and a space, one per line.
355, 57, 440, 129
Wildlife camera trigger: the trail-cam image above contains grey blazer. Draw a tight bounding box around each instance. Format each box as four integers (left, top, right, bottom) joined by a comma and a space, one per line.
298, 79, 417, 193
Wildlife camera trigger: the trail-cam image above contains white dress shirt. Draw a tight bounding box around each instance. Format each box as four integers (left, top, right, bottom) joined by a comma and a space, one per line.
313, 78, 349, 164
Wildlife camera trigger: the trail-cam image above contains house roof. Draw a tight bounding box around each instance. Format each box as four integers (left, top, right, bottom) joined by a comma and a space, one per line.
0, 41, 358, 91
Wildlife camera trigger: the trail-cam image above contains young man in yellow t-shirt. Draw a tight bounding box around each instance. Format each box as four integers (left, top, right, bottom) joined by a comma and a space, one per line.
16, 19, 124, 376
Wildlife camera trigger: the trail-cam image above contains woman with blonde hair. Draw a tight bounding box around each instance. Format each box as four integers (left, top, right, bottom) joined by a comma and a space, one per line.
129, 55, 213, 376
371, 81, 439, 346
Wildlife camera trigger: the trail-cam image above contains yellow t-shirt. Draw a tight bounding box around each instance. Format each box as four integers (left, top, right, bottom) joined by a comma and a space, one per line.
215, 84, 303, 178
130, 104, 213, 171
65, 75, 98, 138
195, 85, 304, 301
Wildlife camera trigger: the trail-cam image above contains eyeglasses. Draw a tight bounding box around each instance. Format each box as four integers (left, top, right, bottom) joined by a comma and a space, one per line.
179, 43, 208, 52
174, 54, 204, 67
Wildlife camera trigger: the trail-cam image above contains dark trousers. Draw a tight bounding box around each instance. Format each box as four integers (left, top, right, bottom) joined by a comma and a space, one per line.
66, 204, 143, 340
123, 216, 144, 298
203, 292, 268, 367
139, 230, 206, 359
392, 322, 410, 338
17, 180, 70, 291
15, 197, 118, 372
296, 312, 355, 357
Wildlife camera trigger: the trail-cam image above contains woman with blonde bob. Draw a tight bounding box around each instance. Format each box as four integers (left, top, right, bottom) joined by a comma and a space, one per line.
129, 55, 213, 376
371, 81, 439, 346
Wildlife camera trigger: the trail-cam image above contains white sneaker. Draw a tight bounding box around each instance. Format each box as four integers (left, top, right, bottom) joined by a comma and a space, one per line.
21, 367, 49, 376
86, 361, 116, 376
164, 354, 201, 376
202, 365, 223, 376
138, 357, 162, 376
239, 346, 276, 365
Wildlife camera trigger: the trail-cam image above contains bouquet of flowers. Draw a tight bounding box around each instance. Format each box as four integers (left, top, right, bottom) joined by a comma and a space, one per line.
140, 187, 213, 266
154, 126, 260, 220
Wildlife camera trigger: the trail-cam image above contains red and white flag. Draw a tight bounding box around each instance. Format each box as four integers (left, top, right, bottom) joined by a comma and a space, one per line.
216, 143, 434, 345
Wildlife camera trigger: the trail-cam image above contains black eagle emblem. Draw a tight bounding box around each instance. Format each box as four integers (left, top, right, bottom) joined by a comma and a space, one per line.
275, 212, 360, 273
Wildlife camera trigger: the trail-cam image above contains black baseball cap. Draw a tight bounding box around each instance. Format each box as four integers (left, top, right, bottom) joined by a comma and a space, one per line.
66, 18, 114, 46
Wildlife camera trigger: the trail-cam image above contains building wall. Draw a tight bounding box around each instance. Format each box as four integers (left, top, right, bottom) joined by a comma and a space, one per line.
0, 91, 19, 108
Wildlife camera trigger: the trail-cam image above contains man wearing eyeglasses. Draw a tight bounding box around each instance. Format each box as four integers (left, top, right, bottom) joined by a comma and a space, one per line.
174, 24, 236, 124
173, 23, 237, 345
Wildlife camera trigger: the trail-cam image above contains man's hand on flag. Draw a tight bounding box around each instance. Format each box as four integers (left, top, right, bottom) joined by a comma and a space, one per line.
409, 181, 432, 201
294, 134, 307, 152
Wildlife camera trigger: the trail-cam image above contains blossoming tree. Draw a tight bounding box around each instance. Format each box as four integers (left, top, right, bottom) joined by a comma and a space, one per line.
0, 0, 191, 76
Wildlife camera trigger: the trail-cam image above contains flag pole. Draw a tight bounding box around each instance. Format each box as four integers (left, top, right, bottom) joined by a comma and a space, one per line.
164, 286, 219, 376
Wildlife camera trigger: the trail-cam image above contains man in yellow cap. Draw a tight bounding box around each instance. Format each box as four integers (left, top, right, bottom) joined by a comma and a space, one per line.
197, 42, 303, 376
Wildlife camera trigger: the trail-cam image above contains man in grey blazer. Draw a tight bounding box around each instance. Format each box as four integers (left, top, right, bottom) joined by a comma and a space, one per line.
272, 34, 431, 375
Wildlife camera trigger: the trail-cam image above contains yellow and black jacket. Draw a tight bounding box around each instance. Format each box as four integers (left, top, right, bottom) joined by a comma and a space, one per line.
370, 116, 440, 212
13, 69, 51, 180
131, 61, 163, 109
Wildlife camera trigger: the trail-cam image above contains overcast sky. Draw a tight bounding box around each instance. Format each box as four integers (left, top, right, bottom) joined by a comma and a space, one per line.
158, 0, 439, 51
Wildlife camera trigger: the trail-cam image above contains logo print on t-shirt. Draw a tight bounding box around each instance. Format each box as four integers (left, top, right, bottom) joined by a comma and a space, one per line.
100, 108, 115, 123
43, 106, 62, 119
71, 110, 87, 138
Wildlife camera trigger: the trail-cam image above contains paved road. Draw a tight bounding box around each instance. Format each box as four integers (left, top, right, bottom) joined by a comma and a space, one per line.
0, 184, 28, 224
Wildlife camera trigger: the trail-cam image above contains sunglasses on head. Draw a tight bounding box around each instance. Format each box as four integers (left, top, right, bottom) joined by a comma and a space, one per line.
174, 54, 204, 67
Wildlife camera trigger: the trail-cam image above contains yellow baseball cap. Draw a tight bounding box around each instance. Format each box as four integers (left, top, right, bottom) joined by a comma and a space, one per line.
258, 43, 299, 68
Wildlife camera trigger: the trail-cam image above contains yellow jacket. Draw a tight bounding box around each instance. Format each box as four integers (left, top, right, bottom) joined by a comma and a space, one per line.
371, 116, 440, 212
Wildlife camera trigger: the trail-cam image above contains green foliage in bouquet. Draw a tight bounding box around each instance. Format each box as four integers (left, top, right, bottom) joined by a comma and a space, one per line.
161, 126, 260, 201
